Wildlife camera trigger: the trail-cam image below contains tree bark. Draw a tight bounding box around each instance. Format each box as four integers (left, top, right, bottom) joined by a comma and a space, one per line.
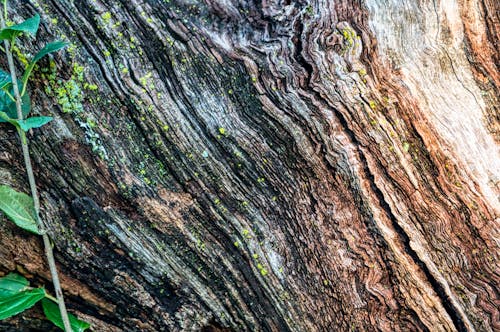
0, 0, 498, 331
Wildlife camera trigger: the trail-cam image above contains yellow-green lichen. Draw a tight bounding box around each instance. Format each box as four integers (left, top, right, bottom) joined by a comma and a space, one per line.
119, 64, 129, 74
257, 263, 268, 276
140, 72, 153, 87
305, 5, 313, 16
342, 27, 355, 47
42, 59, 107, 159
242, 229, 252, 239
86, 118, 97, 128
11, 44, 29, 67
54, 79, 83, 114
84, 83, 98, 91
101, 12, 112, 23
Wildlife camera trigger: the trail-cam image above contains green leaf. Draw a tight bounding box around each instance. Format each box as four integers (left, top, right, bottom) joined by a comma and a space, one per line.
17, 116, 52, 131
32, 41, 68, 63
0, 273, 29, 298
0, 111, 19, 128
42, 299, 91, 332
0, 68, 12, 92
0, 14, 40, 41
0, 185, 39, 234
0, 288, 45, 320
21, 41, 68, 90
14, 90, 31, 117
0, 71, 12, 90
0, 69, 31, 122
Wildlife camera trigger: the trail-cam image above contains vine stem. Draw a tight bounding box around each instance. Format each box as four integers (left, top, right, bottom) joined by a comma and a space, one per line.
0, 10, 73, 332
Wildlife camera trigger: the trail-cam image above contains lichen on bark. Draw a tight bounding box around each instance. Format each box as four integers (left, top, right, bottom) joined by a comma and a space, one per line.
0, 0, 498, 331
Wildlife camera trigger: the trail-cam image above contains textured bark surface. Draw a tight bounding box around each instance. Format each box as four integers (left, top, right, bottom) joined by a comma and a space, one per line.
0, 0, 498, 331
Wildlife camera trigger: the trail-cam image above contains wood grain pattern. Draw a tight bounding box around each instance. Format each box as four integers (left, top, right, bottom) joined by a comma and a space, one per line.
0, 0, 498, 331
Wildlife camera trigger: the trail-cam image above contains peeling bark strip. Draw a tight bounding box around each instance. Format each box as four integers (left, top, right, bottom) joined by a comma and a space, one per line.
0, 0, 498, 331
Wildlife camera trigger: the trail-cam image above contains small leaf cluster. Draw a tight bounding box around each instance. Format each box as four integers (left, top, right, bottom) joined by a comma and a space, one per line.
0, 273, 90, 331
0, 13, 67, 130
0, 185, 39, 234
0, 11, 67, 233
0, 5, 91, 331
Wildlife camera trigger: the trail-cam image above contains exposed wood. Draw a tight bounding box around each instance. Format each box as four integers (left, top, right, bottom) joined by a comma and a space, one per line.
0, 0, 498, 331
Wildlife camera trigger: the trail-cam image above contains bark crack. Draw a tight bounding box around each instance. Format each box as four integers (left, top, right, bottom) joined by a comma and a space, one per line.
365, 163, 469, 332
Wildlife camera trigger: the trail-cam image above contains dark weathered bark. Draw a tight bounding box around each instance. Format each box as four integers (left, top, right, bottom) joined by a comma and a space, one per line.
0, 0, 498, 331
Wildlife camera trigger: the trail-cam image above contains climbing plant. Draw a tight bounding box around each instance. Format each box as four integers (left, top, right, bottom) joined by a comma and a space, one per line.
0, 273, 90, 331
0, 1, 89, 331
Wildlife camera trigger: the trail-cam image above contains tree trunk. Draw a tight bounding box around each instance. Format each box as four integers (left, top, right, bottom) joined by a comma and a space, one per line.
0, 0, 498, 331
